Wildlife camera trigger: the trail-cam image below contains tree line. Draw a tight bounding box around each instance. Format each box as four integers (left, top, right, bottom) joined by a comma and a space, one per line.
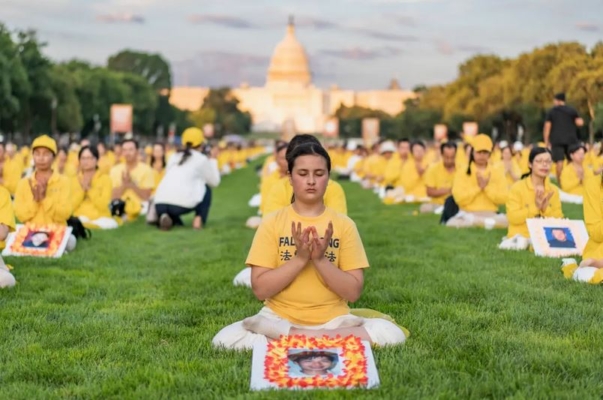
335, 41, 603, 143
0, 23, 252, 143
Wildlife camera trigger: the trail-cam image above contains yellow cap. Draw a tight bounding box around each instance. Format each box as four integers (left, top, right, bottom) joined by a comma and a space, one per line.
32, 135, 57, 155
181, 127, 205, 148
471, 134, 493, 153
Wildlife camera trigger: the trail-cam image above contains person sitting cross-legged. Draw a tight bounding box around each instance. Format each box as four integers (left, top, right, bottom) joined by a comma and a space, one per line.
214, 142, 407, 350
109, 139, 155, 221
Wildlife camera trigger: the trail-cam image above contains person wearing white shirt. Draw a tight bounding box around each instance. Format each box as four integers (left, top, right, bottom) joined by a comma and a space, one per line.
153, 128, 220, 231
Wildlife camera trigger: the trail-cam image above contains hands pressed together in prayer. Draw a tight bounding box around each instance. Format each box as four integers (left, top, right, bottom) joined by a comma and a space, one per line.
535, 186, 554, 213
29, 178, 48, 202
477, 172, 491, 190
291, 221, 334, 264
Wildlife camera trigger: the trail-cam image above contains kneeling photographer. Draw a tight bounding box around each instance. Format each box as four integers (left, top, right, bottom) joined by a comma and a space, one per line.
152, 128, 221, 231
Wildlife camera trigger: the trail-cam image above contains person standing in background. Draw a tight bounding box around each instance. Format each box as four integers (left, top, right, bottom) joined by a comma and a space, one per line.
543, 93, 584, 184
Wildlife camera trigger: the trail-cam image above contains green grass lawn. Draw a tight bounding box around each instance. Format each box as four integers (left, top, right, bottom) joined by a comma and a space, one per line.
1, 160, 601, 399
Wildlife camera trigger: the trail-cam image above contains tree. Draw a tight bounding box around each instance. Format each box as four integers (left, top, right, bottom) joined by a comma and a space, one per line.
14, 29, 53, 137
199, 88, 252, 136
49, 65, 83, 132
107, 50, 172, 92
0, 24, 29, 133
120, 73, 158, 135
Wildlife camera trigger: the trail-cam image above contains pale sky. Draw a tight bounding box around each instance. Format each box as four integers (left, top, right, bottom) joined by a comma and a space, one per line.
2, 0, 602, 90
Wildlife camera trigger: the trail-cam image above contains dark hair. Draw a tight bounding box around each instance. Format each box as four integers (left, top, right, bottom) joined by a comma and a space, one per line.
78, 145, 99, 161
286, 143, 331, 204
501, 146, 515, 157
411, 140, 426, 151
567, 143, 586, 160
554, 92, 566, 102
287, 143, 331, 174
97, 142, 106, 150
440, 141, 457, 154
286, 134, 320, 157
276, 142, 289, 154
58, 146, 68, 156
520, 147, 552, 179
150, 142, 166, 169
289, 352, 338, 364
121, 139, 139, 149
466, 148, 474, 175
397, 138, 410, 145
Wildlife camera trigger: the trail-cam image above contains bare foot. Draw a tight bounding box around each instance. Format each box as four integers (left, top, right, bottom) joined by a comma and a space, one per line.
192, 216, 203, 230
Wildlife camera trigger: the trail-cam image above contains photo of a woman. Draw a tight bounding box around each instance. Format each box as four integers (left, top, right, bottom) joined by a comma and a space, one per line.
287, 350, 340, 377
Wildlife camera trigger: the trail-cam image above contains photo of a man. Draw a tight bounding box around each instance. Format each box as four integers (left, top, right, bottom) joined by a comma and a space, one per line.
22, 231, 51, 249
545, 227, 576, 249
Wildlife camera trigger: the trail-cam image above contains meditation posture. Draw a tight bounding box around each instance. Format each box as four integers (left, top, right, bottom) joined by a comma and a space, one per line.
560, 143, 593, 198
215, 142, 407, 349
149, 142, 166, 194
496, 145, 521, 188
421, 142, 457, 213
500, 147, 562, 250
153, 127, 220, 230
71, 146, 117, 230
447, 134, 509, 229
14, 135, 76, 251
396, 141, 429, 202
110, 139, 155, 221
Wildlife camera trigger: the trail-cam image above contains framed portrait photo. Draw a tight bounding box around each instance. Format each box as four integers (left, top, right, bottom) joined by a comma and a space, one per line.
2, 224, 73, 258
250, 335, 380, 391
527, 218, 588, 258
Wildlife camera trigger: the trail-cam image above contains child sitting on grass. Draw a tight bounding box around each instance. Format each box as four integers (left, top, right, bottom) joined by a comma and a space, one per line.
214, 142, 406, 349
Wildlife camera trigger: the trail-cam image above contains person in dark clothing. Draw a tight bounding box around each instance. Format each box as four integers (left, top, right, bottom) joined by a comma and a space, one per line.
547, 228, 576, 249
543, 93, 584, 183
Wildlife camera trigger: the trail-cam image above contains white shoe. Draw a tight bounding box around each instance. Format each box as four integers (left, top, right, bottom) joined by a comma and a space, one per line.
233, 268, 252, 287
0, 262, 16, 288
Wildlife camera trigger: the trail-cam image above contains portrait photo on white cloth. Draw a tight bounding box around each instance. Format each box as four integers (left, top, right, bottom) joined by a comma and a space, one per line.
527, 218, 588, 258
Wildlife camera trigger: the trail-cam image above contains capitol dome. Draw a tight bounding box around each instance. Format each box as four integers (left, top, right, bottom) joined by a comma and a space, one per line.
266, 17, 312, 88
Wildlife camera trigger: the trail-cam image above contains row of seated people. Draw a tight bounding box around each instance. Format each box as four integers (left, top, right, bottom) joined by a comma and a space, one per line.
0, 132, 266, 254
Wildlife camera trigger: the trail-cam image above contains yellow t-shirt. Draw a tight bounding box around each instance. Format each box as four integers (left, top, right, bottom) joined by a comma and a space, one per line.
246, 206, 369, 326
110, 163, 155, 202
506, 178, 563, 238
560, 163, 594, 196
583, 175, 603, 259
0, 186, 16, 249
260, 170, 287, 215
98, 155, 114, 176
71, 171, 113, 221
152, 167, 165, 194
2, 154, 25, 195
452, 164, 508, 212
396, 159, 430, 198
263, 179, 347, 216
382, 155, 402, 187
495, 160, 522, 187
14, 172, 72, 225
424, 161, 455, 205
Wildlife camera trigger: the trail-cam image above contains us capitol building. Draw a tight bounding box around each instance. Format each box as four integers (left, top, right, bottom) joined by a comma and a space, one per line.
168, 18, 416, 134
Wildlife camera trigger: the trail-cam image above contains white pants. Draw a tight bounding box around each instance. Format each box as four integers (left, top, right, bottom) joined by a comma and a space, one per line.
498, 234, 530, 250
79, 216, 119, 230
212, 307, 407, 350
559, 191, 583, 204
446, 211, 508, 229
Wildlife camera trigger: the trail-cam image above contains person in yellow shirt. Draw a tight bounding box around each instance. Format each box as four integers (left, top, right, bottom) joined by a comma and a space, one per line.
0, 142, 25, 195
560, 143, 593, 197
109, 139, 155, 221
380, 141, 401, 189
420, 142, 457, 213
0, 185, 16, 251
112, 142, 124, 166
495, 145, 521, 188
446, 134, 509, 229
71, 146, 117, 230
96, 142, 114, 175
360, 143, 383, 189
214, 142, 406, 350
501, 147, 563, 250
236, 135, 348, 286
396, 141, 429, 202
149, 142, 167, 193
263, 135, 347, 216
53, 147, 77, 177
14, 135, 75, 250
580, 174, 603, 267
